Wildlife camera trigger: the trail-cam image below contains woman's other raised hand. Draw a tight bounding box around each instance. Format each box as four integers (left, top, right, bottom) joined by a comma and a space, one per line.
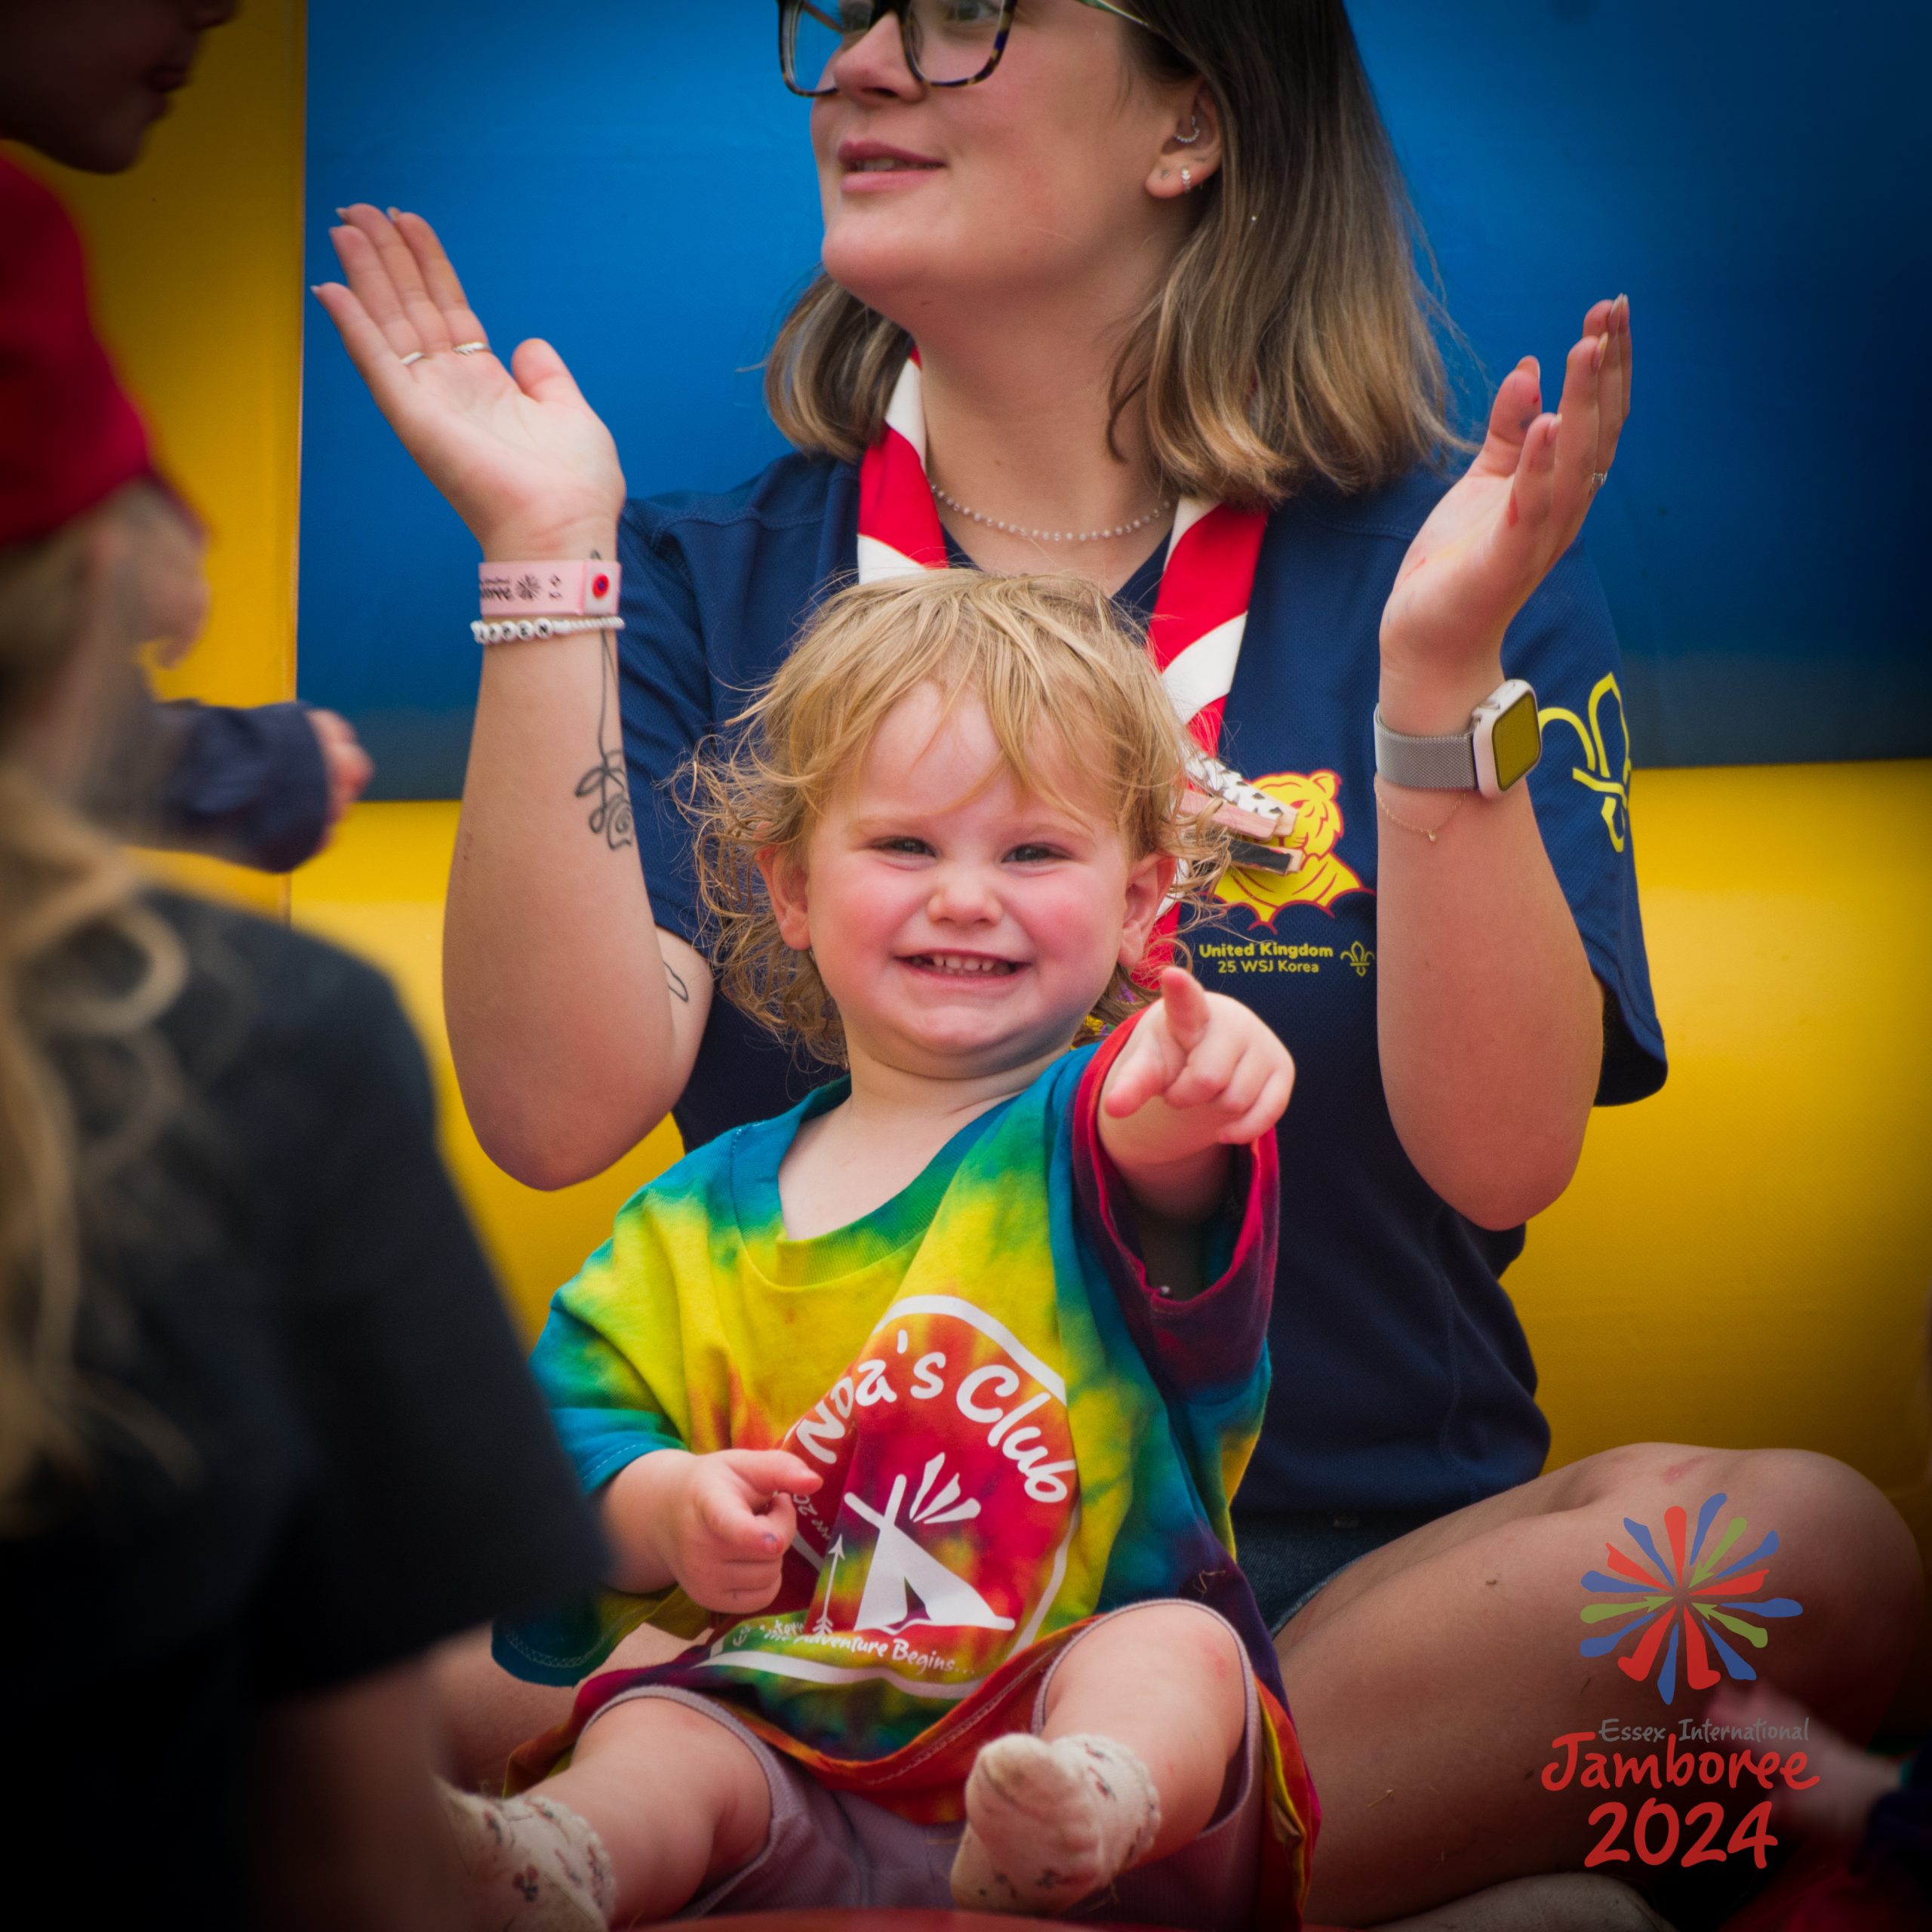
1377, 297, 1632, 718
311, 206, 625, 560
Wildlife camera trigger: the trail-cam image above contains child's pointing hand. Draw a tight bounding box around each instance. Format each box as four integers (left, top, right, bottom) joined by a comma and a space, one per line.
1104, 967, 1294, 1147
1100, 967, 1294, 1227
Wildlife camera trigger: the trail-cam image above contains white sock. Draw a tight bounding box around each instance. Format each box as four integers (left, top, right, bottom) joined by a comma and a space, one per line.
949, 1730, 1162, 1915
442, 1783, 617, 1930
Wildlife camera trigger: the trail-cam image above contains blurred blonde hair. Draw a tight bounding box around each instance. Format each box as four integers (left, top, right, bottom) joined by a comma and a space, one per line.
0, 484, 190, 1528
766, 0, 1460, 507
688, 571, 1226, 1065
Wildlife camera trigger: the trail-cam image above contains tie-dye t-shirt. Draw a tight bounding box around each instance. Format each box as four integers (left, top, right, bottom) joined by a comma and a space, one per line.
497, 1023, 1313, 1906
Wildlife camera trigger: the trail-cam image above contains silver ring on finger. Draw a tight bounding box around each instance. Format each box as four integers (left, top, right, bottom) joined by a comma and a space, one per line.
399, 349, 426, 366
452, 340, 488, 355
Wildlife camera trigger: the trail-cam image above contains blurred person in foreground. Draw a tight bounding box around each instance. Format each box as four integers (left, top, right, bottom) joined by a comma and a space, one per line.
0, 154, 603, 1930
0, 0, 371, 870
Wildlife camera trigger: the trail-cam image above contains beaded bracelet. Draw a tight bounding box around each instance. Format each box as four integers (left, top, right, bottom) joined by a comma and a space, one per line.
472, 616, 627, 645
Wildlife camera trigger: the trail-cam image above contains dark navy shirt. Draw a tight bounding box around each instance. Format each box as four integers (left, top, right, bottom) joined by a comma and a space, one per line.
617, 453, 1665, 1518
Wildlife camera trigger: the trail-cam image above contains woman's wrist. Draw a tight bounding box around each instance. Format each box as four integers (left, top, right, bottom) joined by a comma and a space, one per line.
1377, 646, 1508, 739
479, 514, 620, 565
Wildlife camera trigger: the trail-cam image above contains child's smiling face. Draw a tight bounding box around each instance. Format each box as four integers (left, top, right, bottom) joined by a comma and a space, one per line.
762, 683, 1168, 1083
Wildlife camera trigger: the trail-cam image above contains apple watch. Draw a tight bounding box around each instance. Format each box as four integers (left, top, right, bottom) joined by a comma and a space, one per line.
1374, 678, 1543, 800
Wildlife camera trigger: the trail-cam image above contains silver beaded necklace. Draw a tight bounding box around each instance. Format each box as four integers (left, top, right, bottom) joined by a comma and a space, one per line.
930, 481, 1174, 546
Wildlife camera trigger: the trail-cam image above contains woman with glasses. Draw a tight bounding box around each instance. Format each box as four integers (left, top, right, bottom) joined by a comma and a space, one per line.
316, 2, 1919, 1924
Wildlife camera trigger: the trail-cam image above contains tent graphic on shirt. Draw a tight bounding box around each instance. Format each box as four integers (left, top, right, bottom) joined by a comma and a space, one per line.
832, 1453, 1017, 1635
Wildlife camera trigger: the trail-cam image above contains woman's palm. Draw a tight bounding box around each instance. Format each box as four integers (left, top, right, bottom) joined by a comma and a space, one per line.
1381, 299, 1631, 672
313, 206, 624, 553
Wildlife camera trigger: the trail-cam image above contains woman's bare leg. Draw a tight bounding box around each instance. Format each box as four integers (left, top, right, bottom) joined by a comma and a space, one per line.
1275, 1443, 1921, 1926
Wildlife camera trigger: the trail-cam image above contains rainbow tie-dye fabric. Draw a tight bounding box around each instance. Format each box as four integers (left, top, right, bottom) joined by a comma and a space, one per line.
498, 1024, 1315, 1915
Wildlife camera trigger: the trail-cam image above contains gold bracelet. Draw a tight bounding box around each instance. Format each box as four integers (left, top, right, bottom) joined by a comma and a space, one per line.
1374, 774, 1466, 844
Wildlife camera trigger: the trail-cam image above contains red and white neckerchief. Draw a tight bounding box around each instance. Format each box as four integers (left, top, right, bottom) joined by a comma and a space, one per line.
856, 353, 1289, 833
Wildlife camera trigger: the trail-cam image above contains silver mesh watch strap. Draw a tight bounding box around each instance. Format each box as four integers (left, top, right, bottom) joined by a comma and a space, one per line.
1373, 706, 1478, 790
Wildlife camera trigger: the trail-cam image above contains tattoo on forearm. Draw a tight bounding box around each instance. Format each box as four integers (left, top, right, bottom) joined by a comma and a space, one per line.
666, 962, 690, 1004
574, 569, 634, 851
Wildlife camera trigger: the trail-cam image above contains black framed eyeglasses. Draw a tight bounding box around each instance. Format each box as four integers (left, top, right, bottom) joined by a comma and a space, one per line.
779, 0, 1154, 98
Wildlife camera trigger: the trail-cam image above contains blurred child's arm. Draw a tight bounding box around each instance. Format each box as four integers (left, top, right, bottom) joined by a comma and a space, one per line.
1099, 967, 1295, 1226
600, 1449, 821, 1615
1709, 1683, 1910, 1848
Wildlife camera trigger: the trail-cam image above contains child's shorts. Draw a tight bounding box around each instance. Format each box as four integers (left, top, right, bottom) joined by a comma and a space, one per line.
580, 1601, 1266, 1927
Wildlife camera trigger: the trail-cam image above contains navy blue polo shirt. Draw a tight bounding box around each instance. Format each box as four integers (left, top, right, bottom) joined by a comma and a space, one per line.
617, 452, 1665, 1519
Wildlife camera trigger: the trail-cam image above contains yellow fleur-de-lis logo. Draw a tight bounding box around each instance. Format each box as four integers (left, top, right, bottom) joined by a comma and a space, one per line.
1340, 942, 1374, 979
1539, 674, 1633, 852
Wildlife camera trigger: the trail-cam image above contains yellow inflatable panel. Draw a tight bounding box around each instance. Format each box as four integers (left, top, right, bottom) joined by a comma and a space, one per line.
291, 804, 681, 1337
1509, 758, 1932, 1521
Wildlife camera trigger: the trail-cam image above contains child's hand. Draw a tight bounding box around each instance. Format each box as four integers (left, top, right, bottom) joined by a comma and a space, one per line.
1706, 1683, 1901, 1848
660, 1449, 823, 1616
1104, 967, 1294, 1153
309, 709, 374, 841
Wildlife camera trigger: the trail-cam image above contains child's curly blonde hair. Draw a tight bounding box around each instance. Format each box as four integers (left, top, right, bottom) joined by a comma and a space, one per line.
688, 570, 1228, 1067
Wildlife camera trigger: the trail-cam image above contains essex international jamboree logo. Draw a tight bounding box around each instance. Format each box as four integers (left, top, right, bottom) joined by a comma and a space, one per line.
1578, 1493, 1803, 1704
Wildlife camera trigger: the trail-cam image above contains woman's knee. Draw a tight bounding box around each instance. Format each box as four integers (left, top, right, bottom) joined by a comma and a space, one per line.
1541, 1440, 1721, 1512
1548, 1441, 1922, 1721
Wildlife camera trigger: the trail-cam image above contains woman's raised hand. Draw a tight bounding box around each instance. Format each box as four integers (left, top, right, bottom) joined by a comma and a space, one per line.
311, 206, 625, 558
1378, 297, 1632, 706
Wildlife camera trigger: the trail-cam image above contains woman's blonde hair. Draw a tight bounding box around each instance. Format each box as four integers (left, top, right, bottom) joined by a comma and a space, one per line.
689, 570, 1226, 1065
0, 485, 189, 1528
767, 0, 1457, 508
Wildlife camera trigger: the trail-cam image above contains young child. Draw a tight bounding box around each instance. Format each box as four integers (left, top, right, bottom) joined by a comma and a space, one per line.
456, 571, 1316, 1929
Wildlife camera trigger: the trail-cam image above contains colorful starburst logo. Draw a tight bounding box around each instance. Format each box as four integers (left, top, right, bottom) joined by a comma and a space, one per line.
1578, 1493, 1802, 1704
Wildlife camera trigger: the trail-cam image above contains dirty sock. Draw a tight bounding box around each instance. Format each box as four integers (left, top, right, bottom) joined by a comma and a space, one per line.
442, 1783, 617, 1930
949, 1730, 1162, 1915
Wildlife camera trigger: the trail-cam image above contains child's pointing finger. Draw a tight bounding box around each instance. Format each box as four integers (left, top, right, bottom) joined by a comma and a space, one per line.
1157, 967, 1212, 1053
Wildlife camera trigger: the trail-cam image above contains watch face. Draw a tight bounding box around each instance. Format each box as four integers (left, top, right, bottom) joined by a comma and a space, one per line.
1491, 689, 1543, 792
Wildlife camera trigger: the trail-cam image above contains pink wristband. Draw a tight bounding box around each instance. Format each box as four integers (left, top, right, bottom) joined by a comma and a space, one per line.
478, 560, 621, 618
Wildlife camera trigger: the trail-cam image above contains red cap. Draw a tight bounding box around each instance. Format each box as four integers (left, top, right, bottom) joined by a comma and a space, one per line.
0, 155, 155, 550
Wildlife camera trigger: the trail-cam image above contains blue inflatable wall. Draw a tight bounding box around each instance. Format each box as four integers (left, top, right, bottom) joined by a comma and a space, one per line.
300, 2, 1930, 798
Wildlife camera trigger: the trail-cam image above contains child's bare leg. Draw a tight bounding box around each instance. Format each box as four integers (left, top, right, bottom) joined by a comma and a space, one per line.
952, 1601, 1246, 1913
1041, 1601, 1247, 1857
450, 1696, 771, 1928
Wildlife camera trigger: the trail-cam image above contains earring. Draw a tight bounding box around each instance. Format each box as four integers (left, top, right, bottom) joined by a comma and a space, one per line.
1181, 166, 1193, 193
1175, 112, 1203, 145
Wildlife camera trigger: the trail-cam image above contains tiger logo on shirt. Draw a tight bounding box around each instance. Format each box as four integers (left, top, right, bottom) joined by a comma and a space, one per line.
1214, 770, 1371, 924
